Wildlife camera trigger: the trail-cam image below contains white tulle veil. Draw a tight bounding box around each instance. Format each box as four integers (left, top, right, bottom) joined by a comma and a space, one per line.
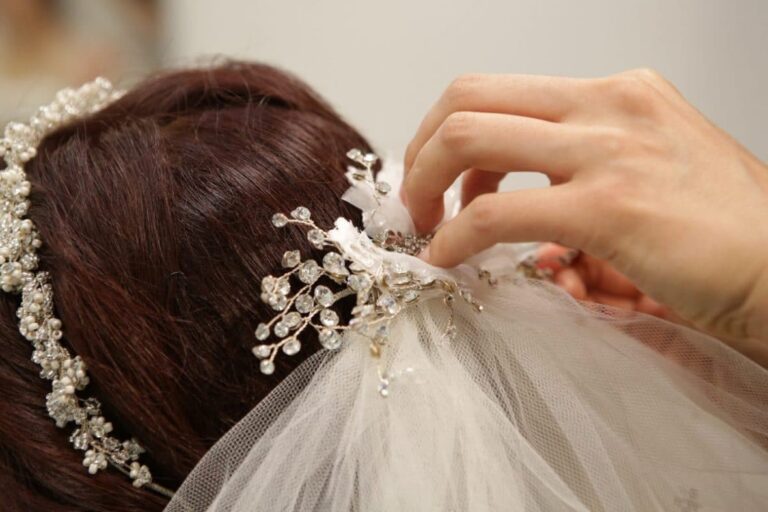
165, 158, 768, 511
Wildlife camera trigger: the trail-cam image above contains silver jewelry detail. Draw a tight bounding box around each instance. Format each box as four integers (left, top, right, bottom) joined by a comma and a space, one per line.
254, 149, 484, 396
1, 78, 173, 498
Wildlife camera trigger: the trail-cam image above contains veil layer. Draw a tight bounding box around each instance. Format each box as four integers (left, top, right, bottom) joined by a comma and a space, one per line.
166, 274, 768, 511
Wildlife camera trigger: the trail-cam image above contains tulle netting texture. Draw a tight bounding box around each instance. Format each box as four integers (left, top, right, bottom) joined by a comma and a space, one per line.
165, 274, 768, 511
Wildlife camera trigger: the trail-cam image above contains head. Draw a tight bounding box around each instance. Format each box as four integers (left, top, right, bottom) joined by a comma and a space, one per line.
0, 62, 373, 511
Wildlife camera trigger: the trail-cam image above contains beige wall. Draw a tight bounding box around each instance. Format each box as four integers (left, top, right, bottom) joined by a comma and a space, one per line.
161, 0, 767, 189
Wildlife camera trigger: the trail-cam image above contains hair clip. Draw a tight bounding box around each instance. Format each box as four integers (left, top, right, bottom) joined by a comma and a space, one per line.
253, 149, 483, 396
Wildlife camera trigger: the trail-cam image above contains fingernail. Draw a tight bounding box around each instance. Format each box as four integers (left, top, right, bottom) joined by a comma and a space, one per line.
417, 246, 430, 262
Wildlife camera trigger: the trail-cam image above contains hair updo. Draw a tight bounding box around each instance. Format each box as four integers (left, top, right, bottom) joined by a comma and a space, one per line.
0, 62, 373, 511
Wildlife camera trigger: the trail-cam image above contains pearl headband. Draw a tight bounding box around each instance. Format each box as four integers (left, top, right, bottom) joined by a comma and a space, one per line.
0, 78, 174, 498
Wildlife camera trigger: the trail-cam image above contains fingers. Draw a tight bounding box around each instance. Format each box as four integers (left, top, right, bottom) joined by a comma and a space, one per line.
422, 186, 583, 268
461, 168, 506, 207
587, 290, 637, 311
403, 112, 588, 233
554, 268, 588, 300
635, 295, 670, 318
576, 253, 639, 298
540, 243, 672, 319
405, 73, 587, 171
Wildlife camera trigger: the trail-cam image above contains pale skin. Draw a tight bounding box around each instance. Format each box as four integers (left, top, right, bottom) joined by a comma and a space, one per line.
402, 69, 768, 366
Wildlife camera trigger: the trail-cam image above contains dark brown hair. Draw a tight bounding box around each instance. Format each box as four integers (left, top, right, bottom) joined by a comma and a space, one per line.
0, 62, 373, 511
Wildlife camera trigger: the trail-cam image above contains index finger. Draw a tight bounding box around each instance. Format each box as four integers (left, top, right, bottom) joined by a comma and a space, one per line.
404, 73, 588, 172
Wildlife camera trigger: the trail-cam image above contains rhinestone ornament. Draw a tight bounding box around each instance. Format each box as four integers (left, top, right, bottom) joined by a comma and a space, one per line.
252, 149, 486, 398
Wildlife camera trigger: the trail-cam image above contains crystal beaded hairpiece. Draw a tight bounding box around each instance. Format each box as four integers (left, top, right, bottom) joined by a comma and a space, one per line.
252, 149, 489, 396
0, 79, 174, 498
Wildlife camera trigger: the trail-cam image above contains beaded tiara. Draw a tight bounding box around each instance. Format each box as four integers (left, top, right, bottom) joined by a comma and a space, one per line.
1, 78, 174, 497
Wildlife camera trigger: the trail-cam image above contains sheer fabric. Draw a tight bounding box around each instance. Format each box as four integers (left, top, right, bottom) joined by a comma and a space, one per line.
166, 275, 768, 511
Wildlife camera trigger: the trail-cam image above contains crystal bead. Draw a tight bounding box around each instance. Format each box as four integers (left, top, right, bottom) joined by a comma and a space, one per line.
415, 272, 436, 286
261, 275, 277, 293
375, 181, 391, 194
363, 153, 378, 165
271, 213, 288, 227
319, 309, 339, 327
290, 206, 311, 221
307, 229, 325, 249
403, 290, 420, 303
319, 328, 342, 350
83, 398, 101, 415
374, 323, 390, 339
346, 148, 363, 161
378, 377, 390, 397
274, 321, 289, 338
385, 272, 411, 286
294, 294, 314, 314
282, 338, 301, 356
322, 252, 349, 276
276, 279, 290, 296
259, 359, 275, 375
255, 323, 270, 340
122, 439, 145, 460
346, 273, 371, 292
284, 312, 301, 328
69, 428, 91, 450
130, 463, 152, 487
252, 344, 271, 359
102, 437, 121, 452
282, 250, 301, 268
298, 260, 322, 284
376, 294, 401, 315
314, 285, 334, 307
111, 449, 130, 465
269, 294, 288, 311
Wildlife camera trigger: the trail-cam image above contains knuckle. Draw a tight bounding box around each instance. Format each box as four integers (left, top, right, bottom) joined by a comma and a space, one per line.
614, 75, 654, 103
590, 127, 635, 158
584, 172, 631, 210
582, 172, 650, 231
626, 67, 667, 86
589, 126, 669, 163
443, 73, 485, 105
602, 70, 665, 116
466, 194, 501, 238
438, 111, 477, 149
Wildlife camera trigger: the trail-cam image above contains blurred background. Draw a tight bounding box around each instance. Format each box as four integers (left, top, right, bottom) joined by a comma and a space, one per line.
2, 0, 766, 189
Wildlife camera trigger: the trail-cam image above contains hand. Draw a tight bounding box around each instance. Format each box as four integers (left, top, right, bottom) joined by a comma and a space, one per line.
536, 243, 672, 318
402, 70, 768, 359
